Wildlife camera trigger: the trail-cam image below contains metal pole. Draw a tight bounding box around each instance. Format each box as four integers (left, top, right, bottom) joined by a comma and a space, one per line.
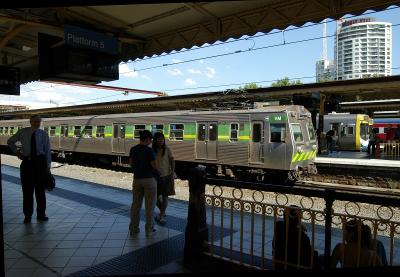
0, 154, 5, 276
324, 189, 334, 269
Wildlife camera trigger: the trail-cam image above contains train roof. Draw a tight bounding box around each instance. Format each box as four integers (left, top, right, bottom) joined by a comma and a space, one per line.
373, 118, 400, 124
0, 105, 308, 123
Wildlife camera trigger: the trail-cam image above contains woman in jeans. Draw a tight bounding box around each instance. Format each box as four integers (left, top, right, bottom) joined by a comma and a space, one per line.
152, 132, 175, 225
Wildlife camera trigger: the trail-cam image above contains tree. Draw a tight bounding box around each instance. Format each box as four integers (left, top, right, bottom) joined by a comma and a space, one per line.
271, 77, 302, 87
239, 82, 259, 90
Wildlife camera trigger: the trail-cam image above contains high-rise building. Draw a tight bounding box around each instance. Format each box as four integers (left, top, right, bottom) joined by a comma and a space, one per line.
334, 17, 392, 80
316, 59, 335, 82
316, 19, 334, 83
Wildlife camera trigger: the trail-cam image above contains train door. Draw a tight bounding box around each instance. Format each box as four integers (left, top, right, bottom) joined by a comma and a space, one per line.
268, 122, 286, 169
195, 122, 218, 160
112, 123, 126, 153
250, 121, 264, 163
59, 125, 68, 149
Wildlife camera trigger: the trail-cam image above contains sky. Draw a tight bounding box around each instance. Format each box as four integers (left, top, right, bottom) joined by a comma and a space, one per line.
1, 6, 399, 110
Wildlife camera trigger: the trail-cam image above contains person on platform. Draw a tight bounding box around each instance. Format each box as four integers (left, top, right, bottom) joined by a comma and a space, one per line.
7, 115, 51, 224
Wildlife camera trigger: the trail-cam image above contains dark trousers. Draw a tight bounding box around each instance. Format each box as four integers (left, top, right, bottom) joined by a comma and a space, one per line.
367, 141, 376, 155
20, 157, 46, 218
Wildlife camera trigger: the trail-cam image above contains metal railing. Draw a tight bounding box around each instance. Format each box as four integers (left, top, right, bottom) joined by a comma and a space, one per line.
380, 141, 400, 158
200, 177, 400, 270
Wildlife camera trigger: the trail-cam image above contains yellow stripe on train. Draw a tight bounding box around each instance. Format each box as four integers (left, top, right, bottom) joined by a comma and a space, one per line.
291, 150, 316, 163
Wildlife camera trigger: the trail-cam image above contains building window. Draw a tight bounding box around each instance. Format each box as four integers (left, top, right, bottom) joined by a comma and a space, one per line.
74, 126, 81, 137
169, 124, 184, 141
96, 126, 105, 138
134, 124, 146, 139
50, 127, 56, 137
230, 123, 239, 142
83, 126, 93, 138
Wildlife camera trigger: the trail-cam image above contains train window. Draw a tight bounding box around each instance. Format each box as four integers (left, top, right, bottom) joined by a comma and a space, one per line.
49, 127, 56, 137
44, 126, 49, 134
96, 126, 105, 138
197, 124, 206, 141
252, 123, 262, 143
270, 123, 285, 143
4, 127, 8, 134
230, 123, 239, 142
291, 124, 303, 142
9, 127, 15, 135
347, 126, 354, 135
74, 126, 82, 137
209, 123, 218, 141
307, 123, 316, 141
61, 126, 68, 137
151, 124, 163, 135
83, 126, 93, 138
360, 123, 368, 140
134, 124, 146, 139
17, 126, 22, 131
0, 127, 3, 134
170, 124, 184, 141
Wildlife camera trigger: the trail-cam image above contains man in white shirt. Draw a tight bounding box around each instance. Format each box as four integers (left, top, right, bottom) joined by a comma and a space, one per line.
7, 115, 51, 223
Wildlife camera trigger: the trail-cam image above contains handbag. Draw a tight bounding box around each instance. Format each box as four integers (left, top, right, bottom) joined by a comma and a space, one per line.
44, 170, 56, 191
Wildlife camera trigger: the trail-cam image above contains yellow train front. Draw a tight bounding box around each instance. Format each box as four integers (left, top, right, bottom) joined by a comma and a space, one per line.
322, 113, 371, 151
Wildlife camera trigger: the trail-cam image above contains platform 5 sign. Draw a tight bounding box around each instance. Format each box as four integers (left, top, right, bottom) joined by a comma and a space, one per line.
64, 24, 118, 55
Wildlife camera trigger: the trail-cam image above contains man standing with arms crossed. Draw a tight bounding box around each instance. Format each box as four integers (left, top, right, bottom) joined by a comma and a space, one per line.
7, 115, 51, 224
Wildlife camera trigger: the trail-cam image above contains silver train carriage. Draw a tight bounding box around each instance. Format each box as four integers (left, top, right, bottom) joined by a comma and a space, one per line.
0, 105, 317, 181
322, 113, 371, 151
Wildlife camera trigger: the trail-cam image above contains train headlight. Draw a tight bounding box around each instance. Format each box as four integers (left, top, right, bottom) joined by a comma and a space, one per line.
312, 145, 317, 150
296, 146, 303, 152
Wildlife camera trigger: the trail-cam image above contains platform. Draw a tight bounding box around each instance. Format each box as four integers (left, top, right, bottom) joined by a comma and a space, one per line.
2, 164, 399, 276
315, 151, 400, 172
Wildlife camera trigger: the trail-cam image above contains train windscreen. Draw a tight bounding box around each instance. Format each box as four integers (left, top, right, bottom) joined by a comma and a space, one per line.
306, 123, 316, 141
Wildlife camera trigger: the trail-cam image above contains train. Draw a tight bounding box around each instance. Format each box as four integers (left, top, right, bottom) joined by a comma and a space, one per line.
372, 118, 400, 141
320, 113, 371, 151
0, 105, 318, 182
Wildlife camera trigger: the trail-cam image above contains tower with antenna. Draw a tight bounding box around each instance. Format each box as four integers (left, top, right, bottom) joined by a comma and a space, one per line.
316, 19, 334, 82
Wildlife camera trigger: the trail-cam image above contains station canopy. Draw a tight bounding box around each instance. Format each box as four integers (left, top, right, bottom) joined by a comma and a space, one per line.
1, 0, 399, 84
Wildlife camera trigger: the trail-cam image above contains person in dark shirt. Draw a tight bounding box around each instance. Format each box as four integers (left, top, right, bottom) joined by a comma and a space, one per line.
272, 206, 318, 270
326, 129, 335, 154
129, 130, 159, 237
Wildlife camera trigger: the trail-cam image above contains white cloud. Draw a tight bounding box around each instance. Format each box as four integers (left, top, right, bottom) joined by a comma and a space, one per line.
172, 59, 182, 63
185, 78, 197, 86
188, 69, 202, 74
205, 67, 217, 78
119, 63, 139, 78
167, 68, 183, 76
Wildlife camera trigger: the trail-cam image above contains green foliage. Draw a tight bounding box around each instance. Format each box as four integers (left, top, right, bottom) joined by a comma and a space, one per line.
271, 77, 303, 87
239, 82, 259, 90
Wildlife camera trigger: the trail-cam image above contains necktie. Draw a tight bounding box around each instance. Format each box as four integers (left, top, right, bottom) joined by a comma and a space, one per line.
31, 130, 37, 158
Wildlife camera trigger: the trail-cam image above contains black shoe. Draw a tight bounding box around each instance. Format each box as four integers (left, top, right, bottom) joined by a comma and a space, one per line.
23, 217, 31, 224
37, 216, 49, 221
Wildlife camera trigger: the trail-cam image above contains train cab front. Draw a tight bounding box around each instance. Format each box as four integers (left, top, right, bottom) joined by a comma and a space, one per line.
288, 107, 318, 181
